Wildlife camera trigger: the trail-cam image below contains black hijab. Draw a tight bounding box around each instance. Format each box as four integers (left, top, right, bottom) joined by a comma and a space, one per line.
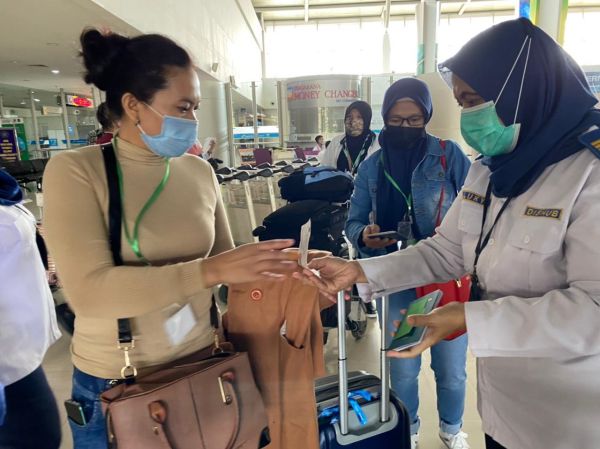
441, 18, 600, 198
337, 101, 375, 173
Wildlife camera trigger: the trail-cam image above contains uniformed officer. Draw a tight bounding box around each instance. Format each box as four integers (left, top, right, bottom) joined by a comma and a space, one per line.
299, 18, 600, 449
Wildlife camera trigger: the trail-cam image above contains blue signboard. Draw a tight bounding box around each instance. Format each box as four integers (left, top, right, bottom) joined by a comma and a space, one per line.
0, 128, 19, 161
586, 72, 600, 94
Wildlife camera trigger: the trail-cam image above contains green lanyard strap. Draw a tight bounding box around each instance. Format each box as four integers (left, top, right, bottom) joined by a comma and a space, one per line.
114, 139, 171, 263
342, 133, 372, 175
380, 152, 412, 212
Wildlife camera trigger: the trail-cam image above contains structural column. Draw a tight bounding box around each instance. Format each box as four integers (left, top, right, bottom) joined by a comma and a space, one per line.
224, 82, 236, 167
59, 89, 72, 149
29, 90, 41, 154
382, 0, 391, 73
519, 0, 569, 45
91, 86, 103, 126
416, 0, 440, 75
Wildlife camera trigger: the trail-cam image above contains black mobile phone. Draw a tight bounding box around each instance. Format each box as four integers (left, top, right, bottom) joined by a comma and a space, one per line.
367, 231, 401, 240
64, 399, 86, 426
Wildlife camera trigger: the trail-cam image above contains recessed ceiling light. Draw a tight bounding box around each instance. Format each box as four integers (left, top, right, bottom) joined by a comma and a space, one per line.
34, 98, 40, 102
20, 100, 26, 105
11, 60, 18, 64
51, 69, 60, 74
46, 42, 59, 46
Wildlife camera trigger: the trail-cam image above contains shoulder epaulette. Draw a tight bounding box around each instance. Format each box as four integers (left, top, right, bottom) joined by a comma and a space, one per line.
579, 128, 600, 159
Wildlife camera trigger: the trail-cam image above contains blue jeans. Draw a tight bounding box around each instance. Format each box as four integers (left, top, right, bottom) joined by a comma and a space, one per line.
376, 290, 468, 436
0, 366, 61, 449
68, 368, 120, 449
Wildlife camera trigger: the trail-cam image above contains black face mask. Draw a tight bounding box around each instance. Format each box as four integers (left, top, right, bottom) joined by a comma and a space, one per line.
383, 126, 426, 150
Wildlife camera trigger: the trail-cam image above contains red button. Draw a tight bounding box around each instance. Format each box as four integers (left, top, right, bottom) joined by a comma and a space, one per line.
250, 289, 263, 301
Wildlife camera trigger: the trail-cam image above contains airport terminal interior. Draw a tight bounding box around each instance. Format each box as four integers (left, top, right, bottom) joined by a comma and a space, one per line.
2, 1, 600, 449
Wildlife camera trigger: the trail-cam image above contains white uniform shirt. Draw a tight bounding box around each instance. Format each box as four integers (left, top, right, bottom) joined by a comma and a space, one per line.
0, 204, 60, 386
317, 133, 380, 169
359, 148, 600, 449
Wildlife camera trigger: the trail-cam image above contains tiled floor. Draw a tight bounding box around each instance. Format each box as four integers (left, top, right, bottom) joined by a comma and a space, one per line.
45, 318, 484, 449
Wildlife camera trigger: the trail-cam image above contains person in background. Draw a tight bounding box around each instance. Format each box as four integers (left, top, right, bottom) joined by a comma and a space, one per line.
43, 28, 296, 449
301, 18, 600, 449
0, 169, 62, 449
317, 101, 380, 317
312, 135, 325, 153
202, 136, 217, 160
318, 101, 379, 175
345, 78, 471, 449
95, 101, 118, 144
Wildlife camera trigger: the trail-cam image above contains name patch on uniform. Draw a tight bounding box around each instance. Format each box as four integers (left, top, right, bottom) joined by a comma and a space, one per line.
462, 190, 486, 205
524, 206, 562, 220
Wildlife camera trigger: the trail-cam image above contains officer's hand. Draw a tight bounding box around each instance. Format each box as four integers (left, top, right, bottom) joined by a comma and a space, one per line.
387, 302, 467, 359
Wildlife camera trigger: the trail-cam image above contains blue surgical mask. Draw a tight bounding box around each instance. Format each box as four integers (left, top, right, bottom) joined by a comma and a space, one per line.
137, 104, 198, 158
460, 35, 531, 157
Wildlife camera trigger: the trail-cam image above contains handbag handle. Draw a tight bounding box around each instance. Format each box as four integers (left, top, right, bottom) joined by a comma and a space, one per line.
217, 371, 242, 449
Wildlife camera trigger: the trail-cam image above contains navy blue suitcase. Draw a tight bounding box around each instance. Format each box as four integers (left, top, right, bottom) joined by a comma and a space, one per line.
316, 293, 411, 449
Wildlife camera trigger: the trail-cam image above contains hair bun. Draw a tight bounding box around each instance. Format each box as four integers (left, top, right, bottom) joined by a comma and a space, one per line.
80, 28, 129, 91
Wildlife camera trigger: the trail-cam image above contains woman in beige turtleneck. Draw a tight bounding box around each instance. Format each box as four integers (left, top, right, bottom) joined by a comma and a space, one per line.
43, 28, 295, 449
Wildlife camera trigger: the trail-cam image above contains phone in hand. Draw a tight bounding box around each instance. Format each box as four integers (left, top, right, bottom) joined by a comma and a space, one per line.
387, 290, 443, 352
64, 399, 87, 426
367, 231, 401, 240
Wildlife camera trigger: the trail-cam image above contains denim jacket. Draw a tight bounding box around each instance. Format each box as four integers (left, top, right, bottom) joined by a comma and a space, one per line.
345, 134, 471, 258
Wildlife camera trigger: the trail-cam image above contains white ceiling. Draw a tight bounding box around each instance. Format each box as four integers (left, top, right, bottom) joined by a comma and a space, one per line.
252, 0, 520, 22
0, 0, 139, 105
253, 0, 600, 23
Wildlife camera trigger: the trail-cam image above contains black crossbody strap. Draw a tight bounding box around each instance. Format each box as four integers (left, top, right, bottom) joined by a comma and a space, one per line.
101, 143, 218, 353
101, 143, 123, 267
101, 143, 135, 348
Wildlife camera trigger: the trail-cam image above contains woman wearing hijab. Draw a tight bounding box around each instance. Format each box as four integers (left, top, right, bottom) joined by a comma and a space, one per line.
0, 169, 62, 449
318, 100, 380, 175
301, 18, 600, 449
345, 78, 471, 449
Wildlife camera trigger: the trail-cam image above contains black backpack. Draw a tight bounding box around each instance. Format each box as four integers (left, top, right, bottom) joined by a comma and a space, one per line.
253, 200, 348, 256
278, 166, 354, 203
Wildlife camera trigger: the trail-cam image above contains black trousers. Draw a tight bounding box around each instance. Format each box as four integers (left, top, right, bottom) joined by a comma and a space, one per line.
485, 434, 508, 449
0, 366, 61, 449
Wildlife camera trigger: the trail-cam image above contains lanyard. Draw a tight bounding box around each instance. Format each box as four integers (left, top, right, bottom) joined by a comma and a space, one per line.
342, 133, 371, 175
114, 139, 171, 263
379, 153, 412, 213
472, 183, 513, 288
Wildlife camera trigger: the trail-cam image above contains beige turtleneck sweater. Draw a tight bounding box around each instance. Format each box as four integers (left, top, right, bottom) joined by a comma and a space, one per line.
43, 138, 234, 379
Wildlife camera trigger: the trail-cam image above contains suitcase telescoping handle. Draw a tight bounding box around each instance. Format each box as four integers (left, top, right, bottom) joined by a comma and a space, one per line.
337, 291, 391, 435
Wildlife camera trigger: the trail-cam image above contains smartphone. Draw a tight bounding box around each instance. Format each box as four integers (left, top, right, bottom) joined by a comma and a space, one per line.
64, 399, 87, 426
387, 290, 443, 352
367, 231, 401, 240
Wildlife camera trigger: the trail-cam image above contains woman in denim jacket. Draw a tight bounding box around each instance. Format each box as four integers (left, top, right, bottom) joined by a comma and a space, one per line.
345, 78, 471, 449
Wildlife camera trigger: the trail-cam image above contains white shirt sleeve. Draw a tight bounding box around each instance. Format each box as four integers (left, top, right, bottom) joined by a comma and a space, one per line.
358, 192, 467, 298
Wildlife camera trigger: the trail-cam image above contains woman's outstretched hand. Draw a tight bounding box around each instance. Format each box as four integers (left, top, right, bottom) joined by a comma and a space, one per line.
203, 239, 298, 286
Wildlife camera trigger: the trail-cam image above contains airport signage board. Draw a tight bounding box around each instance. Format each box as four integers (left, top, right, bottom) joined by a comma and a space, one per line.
66, 95, 94, 108
286, 77, 361, 110
0, 128, 19, 161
